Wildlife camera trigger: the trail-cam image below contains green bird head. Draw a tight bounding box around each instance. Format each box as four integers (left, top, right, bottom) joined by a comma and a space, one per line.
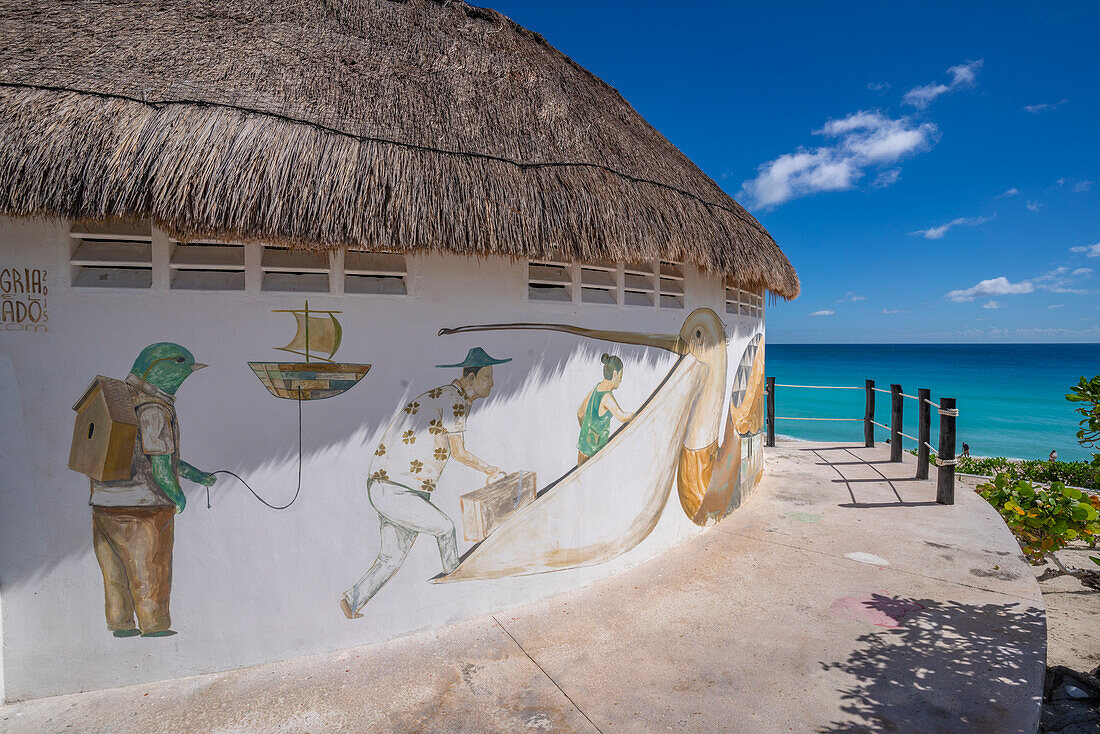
130, 343, 207, 395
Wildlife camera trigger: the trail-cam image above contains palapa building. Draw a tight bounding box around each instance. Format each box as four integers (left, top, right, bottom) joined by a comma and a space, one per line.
0, 0, 797, 700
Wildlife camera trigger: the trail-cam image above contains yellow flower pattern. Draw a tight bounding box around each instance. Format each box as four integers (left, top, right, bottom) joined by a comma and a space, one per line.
369, 384, 470, 488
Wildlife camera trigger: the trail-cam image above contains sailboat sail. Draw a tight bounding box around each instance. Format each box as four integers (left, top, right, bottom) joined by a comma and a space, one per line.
435, 356, 706, 582
278, 312, 342, 361
249, 301, 369, 401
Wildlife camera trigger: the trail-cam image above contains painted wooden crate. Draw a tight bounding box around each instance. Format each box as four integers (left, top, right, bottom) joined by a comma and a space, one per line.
460, 471, 537, 542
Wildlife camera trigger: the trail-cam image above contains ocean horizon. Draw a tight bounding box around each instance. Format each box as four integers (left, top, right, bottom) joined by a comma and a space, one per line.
765, 342, 1100, 462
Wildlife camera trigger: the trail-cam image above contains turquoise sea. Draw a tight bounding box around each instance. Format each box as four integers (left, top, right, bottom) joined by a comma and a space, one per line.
766, 344, 1100, 462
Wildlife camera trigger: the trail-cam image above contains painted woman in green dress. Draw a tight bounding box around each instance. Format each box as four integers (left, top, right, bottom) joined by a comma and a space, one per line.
576, 354, 635, 465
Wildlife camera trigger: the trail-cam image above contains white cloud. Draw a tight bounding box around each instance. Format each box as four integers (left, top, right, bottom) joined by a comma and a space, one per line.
873, 168, 901, 187
982, 300, 1003, 309
809, 310, 835, 317
1027, 200, 1042, 212
998, 187, 1019, 197
1073, 180, 1095, 193
881, 308, 910, 314
739, 111, 938, 208
947, 277, 1035, 302
903, 59, 983, 109
1024, 99, 1067, 114
837, 292, 866, 303
946, 266, 1090, 304
1029, 266, 1089, 294
1048, 304, 1065, 309
1070, 243, 1100, 257
867, 82, 891, 94
911, 215, 990, 240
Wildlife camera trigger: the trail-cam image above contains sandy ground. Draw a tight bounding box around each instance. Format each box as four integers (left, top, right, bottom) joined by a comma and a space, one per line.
958, 476, 1100, 672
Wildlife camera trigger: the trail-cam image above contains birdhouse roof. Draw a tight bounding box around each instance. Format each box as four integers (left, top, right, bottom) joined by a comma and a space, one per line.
73, 376, 139, 425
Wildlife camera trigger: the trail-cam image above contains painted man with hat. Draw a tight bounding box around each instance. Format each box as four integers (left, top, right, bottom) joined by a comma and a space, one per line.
341, 347, 510, 618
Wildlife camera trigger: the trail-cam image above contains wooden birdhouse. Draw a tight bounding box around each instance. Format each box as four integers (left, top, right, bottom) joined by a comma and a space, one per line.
69, 376, 139, 482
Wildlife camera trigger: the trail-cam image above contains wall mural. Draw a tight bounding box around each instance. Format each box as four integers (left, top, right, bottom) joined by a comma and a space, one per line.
69, 343, 217, 638
576, 354, 636, 466
431, 307, 766, 583
249, 301, 371, 400
68, 308, 765, 626
340, 347, 513, 619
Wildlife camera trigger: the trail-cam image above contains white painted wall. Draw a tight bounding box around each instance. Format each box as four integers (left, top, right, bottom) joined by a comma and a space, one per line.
0, 216, 765, 701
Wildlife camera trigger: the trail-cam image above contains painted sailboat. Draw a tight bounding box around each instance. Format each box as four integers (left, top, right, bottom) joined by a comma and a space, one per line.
433, 308, 768, 583
248, 301, 371, 400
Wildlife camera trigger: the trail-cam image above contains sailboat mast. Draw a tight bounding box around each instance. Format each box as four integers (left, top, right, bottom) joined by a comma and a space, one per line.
303, 300, 310, 363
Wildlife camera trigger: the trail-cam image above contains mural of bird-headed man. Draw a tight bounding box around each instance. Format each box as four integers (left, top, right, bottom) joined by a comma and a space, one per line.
88, 343, 216, 637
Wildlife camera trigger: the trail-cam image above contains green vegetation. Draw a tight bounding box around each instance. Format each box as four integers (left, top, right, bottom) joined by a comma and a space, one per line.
1066, 375, 1100, 471
974, 475, 1099, 570
959, 456, 1100, 489
907, 450, 1100, 489
973, 375, 1100, 581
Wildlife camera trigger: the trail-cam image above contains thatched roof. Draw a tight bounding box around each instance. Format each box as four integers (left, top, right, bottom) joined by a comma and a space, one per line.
0, 0, 799, 298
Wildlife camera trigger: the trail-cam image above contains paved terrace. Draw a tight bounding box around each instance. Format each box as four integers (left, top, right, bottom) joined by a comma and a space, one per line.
1, 441, 1045, 733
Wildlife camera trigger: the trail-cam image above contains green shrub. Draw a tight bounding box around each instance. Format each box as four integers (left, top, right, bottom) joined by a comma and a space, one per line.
975, 474, 1100, 566
908, 449, 1100, 489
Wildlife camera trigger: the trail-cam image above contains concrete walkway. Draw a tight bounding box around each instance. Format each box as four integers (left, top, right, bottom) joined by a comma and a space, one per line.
1, 442, 1045, 733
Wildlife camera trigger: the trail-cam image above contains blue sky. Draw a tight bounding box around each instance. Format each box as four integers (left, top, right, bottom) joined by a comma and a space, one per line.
489, 1, 1100, 343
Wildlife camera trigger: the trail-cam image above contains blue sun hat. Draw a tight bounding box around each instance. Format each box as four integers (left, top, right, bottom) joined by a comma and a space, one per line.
436, 347, 511, 369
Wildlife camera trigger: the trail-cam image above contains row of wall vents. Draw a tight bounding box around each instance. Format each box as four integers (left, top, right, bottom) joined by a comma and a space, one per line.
68, 222, 407, 295
67, 222, 764, 316
528, 259, 687, 309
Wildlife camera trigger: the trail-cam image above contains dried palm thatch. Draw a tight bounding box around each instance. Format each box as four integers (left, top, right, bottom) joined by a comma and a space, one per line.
0, 0, 799, 298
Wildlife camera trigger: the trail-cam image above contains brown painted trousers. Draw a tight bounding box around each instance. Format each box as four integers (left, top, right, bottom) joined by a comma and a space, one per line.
92, 507, 174, 634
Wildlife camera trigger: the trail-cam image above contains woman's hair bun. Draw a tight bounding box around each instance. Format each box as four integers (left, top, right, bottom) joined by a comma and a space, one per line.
601, 353, 610, 364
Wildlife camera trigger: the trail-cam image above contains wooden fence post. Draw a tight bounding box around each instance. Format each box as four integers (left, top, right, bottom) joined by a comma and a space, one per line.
890, 384, 903, 462
936, 397, 957, 505
766, 377, 775, 448
864, 379, 875, 448
916, 388, 931, 480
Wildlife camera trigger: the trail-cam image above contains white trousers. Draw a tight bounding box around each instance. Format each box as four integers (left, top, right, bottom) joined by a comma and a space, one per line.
343, 479, 459, 612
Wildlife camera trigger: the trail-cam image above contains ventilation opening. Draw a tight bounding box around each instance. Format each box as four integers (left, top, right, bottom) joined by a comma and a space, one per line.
170, 240, 246, 291
580, 263, 617, 305
261, 246, 331, 293
659, 260, 685, 309
345, 252, 407, 295
528, 261, 573, 302
725, 279, 764, 318
70, 220, 153, 289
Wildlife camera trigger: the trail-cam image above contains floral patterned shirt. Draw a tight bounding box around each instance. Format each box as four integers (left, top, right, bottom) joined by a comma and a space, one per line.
369, 382, 470, 493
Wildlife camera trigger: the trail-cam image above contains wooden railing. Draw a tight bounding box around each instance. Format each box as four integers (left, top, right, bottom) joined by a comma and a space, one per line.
765, 377, 958, 504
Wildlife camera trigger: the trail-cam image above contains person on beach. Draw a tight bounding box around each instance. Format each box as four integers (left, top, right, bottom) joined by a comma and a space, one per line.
576, 354, 635, 466
961, 443, 970, 458
1049, 449, 1058, 462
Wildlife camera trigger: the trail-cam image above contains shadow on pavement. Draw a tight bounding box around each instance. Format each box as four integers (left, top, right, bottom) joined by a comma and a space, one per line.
818, 595, 1045, 733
